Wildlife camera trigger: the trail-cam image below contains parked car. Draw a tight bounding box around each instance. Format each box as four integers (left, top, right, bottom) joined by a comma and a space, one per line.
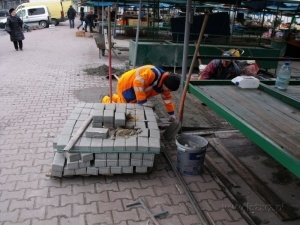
0, 9, 9, 17
0, 5, 51, 29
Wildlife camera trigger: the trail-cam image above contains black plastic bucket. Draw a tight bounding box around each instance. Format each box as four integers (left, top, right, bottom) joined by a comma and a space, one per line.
176, 134, 208, 175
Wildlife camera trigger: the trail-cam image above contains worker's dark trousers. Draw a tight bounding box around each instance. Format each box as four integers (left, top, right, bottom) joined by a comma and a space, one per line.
13, 40, 23, 50
84, 21, 93, 32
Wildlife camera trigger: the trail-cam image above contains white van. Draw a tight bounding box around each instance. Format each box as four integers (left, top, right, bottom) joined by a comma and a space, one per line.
0, 5, 51, 29
16, 5, 51, 28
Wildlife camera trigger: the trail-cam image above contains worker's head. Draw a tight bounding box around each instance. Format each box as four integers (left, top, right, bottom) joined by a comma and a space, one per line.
69, 5, 73, 8
9, 8, 15, 16
221, 51, 233, 67
163, 73, 181, 91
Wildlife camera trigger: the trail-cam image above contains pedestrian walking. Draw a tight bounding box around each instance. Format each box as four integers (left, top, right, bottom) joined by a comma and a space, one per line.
5, 8, 25, 51
84, 13, 97, 33
77, 7, 85, 30
67, 5, 76, 28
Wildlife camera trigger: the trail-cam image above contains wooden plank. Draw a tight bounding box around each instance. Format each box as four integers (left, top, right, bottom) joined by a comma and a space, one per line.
200, 86, 300, 157
209, 138, 299, 221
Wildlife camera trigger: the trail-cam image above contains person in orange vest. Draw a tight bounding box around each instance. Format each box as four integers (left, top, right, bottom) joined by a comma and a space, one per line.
102, 65, 181, 121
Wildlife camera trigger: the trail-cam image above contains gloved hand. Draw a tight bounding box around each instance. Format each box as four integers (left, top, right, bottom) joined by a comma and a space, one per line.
142, 101, 154, 109
169, 115, 176, 122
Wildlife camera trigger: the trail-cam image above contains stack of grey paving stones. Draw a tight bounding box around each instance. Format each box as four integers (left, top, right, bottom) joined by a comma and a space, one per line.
51, 103, 161, 177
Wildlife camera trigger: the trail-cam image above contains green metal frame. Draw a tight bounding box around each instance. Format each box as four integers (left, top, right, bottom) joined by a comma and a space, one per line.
187, 80, 300, 178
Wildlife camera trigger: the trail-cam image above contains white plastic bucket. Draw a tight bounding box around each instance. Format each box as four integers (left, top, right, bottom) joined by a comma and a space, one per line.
176, 134, 208, 175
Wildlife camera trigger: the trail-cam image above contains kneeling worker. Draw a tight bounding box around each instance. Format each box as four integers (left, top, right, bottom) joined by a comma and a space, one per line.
102, 65, 181, 121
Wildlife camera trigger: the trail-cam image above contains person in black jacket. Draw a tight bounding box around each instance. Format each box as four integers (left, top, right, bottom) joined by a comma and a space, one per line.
84, 13, 97, 33
67, 5, 76, 28
6, 8, 25, 51
77, 7, 85, 30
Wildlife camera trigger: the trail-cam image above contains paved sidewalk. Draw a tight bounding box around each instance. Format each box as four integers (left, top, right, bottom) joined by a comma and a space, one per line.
0, 23, 248, 225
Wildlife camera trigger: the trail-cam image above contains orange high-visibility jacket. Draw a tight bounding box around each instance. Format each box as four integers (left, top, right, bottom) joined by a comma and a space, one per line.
117, 65, 175, 115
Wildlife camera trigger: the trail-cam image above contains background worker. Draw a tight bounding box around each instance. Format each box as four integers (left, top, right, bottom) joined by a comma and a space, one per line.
67, 5, 77, 28
84, 13, 97, 33
102, 65, 181, 121
199, 51, 241, 80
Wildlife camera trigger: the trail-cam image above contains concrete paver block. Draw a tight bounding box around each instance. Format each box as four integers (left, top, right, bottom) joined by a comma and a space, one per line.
52, 152, 65, 172
145, 114, 156, 122
65, 152, 81, 162
137, 128, 149, 138
95, 153, 106, 159
105, 104, 116, 111
53, 135, 59, 148
114, 112, 126, 127
95, 159, 106, 167
135, 112, 145, 121
118, 159, 130, 167
69, 113, 80, 120
142, 159, 154, 167
125, 136, 137, 151
51, 170, 63, 177
135, 121, 146, 129
77, 102, 86, 108
91, 138, 103, 152
122, 166, 133, 174
131, 153, 143, 159
85, 127, 109, 138
107, 160, 118, 167
81, 108, 92, 114
84, 103, 94, 109
66, 158, 79, 170
143, 154, 155, 161
64, 119, 77, 128
110, 167, 122, 174
79, 137, 92, 152
148, 137, 160, 153
107, 153, 118, 160
63, 168, 76, 176
79, 160, 91, 168
93, 103, 105, 110
115, 104, 126, 113
103, 109, 115, 123
61, 126, 74, 136
92, 109, 104, 122
125, 121, 135, 129
78, 114, 89, 121
71, 137, 82, 151
113, 137, 126, 151
147, 122, 159, 130
131, 159, 142, 166
137, 137, 149, 152
87, 165, 99, 176
56, 134, 71, 150
135, 166, 148, 173
99, 167, 110, 174
149, 129, 160, 139
75, 168, 87, 175
81, 153, 94, 162
92, 122, 103, 128
119, 153, 130, 159
102, 138, 115, 151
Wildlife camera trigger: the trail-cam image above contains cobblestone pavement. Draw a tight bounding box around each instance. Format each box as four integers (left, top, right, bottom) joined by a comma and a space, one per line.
0, 22, 248, 225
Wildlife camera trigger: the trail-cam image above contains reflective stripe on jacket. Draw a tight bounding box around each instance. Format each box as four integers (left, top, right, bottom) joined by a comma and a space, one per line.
116, 65, 175, 115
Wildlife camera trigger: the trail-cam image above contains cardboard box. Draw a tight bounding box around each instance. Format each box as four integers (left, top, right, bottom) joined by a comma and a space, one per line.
128, 19, 148, 27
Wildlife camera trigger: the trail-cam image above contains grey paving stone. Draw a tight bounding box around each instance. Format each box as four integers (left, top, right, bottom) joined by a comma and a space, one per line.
147, 122, 159, 130
95, 159, 106, 167
79, 160, 91, 168
143, 154, 155, 161
125, 121, 135, 129
137, 128, 149, 138
99, 167, 110, 174
52, 152, 65, 172
85, 103, 94, 109
115, 104, 126, 113
79, 137, 92, 152
51, 170, 63, 177
149, 129, 160, 139
102, 138, 114, 151
135, 112, 145, 122
64, 119, 77, 128
114, 137, 126, 151
126, 103, 135, 109
78, 114, 89, 121
145, 114, 156, 122
85, 127, 109, 138
63, 168, 76, 176
71, 137, 82, 151
122, 166, 133, 174
56, 134, 71, 150
73, 105, 84, 113
107, 153, 118, 160
60, 126, 74, 136
64, 152, 80, 162
111, 167, 122, 174
92, 122, 103, 128
135, 104, 144, 110
135, 166, 148, 173
90, 138, 103, 152
115, 112, 126, 127
103, 109, 115, 123
87, 165, 99, 176
75, 167, 87, 175
137, 137, 149, 152
131, 153, 143, 159
76, 102, 86, 108
135, 121, 146, 129
142, 159, 154, 167
104, 104, 116, 111
148, 137, 160, 153
81, 108, 92, 114
119, 153, 130, 159
53, 135, 59, 148
131, 159, 142, 166
81, 153, 94, 162
69, 113, 80, 120
125, 136, 137, 151
95, 153, 106, 159
66, 158, 79, 170
92, 109, 104, 122
107, 160, 118, 167
93, 103, 105, 110
74, 120, 84, 130
118, 159, 130, 167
